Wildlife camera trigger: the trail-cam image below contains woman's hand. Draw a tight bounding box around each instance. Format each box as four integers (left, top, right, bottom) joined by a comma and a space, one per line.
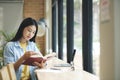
22, 51, 35, 60
33, 59, 47, 68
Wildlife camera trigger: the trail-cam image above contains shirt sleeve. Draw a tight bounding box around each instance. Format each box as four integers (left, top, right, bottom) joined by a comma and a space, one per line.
3, 43, 15, 65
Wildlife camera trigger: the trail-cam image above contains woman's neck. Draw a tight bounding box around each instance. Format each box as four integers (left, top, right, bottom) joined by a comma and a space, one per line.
19, 38, 27, 44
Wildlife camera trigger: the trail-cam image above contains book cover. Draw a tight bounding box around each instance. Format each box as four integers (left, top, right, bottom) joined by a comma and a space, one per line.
22, 53, 56, 66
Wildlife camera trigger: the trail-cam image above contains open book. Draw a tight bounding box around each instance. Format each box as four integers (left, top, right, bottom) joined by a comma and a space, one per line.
22, 53, 56, 66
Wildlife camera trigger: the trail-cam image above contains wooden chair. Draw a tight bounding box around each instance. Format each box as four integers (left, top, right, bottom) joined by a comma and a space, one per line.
0, 63, 16, 80
7, 63, 16, 80
0, 66, 10, 80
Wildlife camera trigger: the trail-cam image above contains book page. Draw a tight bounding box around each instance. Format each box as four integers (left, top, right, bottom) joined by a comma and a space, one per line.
44, 53, 57, 60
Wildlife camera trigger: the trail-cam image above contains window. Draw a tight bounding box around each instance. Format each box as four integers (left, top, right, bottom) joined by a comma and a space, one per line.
63, 0, 83, 69
52, 0, 100, 78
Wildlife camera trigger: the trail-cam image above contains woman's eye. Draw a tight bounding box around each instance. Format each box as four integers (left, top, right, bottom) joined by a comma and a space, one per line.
28, 29, 36, 34
33, 32, 35, 34
28, 29, 32, 32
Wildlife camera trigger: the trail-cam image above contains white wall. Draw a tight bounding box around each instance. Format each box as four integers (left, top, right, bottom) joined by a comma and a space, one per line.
0, 7, 3, 30
100, 0, 115, 80
114, 0, 120, 80
0, 1, 23, 33
100, 0, 120, 80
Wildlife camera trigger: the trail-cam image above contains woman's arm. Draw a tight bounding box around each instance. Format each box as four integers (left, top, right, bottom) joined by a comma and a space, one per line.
14, 56, 24, 70
14, 51, 35, 70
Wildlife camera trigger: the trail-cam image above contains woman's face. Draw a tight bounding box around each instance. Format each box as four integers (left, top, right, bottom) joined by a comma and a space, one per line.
22, 25, 36, 41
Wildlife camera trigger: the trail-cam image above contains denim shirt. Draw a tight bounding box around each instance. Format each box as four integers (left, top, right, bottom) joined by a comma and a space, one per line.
3, 41, 42, 80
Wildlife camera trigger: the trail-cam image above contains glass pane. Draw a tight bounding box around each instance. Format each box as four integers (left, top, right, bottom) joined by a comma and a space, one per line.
63, 0, 67, 61
92, 0, 100, 77
63, 0, 83, 69
74, 0, 83, 69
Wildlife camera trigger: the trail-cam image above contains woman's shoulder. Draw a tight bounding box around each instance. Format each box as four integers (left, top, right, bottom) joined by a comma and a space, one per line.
5, 41, 16, 48
28, 41, 36, 45
6, 41, 14, 45
28, 41, 38, 49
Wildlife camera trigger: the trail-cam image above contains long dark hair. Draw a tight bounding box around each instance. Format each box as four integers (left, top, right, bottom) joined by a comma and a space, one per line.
11, 17, 38, 42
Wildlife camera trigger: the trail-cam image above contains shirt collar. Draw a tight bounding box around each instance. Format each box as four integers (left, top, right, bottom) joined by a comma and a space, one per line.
14, 41, 31, 47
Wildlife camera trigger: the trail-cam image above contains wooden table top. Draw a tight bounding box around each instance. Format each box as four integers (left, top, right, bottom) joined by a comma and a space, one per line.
35, 57, 99, 80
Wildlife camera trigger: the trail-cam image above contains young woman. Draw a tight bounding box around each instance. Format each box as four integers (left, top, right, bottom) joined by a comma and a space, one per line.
3, 17, 46, 80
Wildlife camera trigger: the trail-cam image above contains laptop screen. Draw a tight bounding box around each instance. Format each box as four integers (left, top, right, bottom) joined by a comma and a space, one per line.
71, 49, 76, 62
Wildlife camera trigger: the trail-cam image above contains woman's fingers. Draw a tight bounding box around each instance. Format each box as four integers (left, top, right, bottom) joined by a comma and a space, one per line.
33, 62, 43, 68
33, 60, 46, 68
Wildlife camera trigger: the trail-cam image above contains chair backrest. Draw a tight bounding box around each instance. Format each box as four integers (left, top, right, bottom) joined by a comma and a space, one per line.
0, 63, 16, 80
7, 63, 16, 80
0, 66, 10, 80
